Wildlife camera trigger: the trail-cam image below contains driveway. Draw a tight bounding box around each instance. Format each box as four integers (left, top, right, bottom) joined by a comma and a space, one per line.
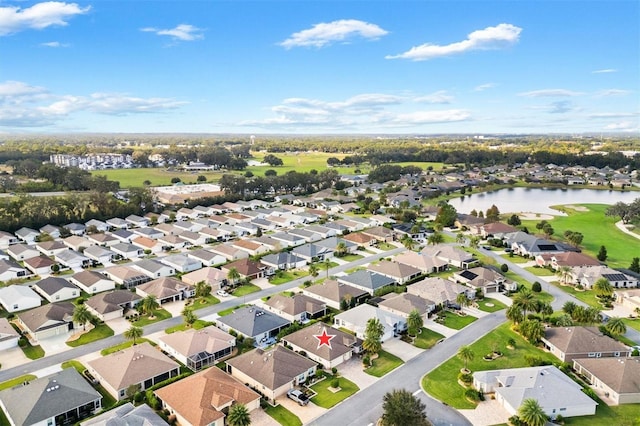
276, 396, 326, 424
424, 319, 458, 338
250, 407, 280, 426
459, 398, 510, 426
382, 338, 423, 362
161, 299, 186, 316
253, 277, 274, 290
106, 316, 131, 335
0, 347, 29, 370
337, 357, 378, 390
37, 333, 72, 356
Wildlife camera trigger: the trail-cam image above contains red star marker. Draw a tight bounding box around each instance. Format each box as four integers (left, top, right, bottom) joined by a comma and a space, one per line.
314, 327, 336, 350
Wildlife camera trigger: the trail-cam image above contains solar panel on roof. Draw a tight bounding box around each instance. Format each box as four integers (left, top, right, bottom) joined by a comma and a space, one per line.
602, 273, 627, 281
537, 244, 558, 251
460, 270, 478, 280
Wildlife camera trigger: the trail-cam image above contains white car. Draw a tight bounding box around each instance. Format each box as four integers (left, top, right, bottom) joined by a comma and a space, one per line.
216, 290, 230, 297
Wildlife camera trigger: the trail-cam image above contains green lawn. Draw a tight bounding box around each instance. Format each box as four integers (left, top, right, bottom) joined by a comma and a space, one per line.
524, 266, 556, 277
131, 308, 172, 327
189, 295, 220, 309
269, 270, 309, 285
623, 318, 640, 333
377, 242, 397, 251
505, 271, 555, 304
500, 254, 530, 264
477, 298, 508, 313
91, 168, 226, 188
101, 338, 153, 355
441, 311, 477, 330
337, 254, 364, 262
165, 319, 212, 334
522, 204, 640, 269
232, 284, 261, 296
61, 360, 86, 374
264, 404, 303, 426
564, 398, 640, 426
422, 322, 558, 409
310, 374, 360, 408
412, 328, 445, 349
365, 350, 403, 377
0, 374, 37, 391
218, 304, 247, 316
549, 281, 602, 309
66, 324, 114, 347
21, 342, 45, 359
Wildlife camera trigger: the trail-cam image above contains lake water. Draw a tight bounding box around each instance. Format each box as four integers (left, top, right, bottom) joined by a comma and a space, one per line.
448, 188, 640, 215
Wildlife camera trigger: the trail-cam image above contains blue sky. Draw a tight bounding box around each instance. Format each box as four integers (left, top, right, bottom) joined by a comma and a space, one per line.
0, 0, 638, 134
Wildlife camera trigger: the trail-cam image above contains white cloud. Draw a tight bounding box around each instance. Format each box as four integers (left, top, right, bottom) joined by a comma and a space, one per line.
386, 23, 521, 61
383, 110, 471, 125
518, 89, 584, 97
605, 121, 638, 132
592, 69, 617, 74
588, 112, 638, 119
280, 19, 388, 49
0, 2, 90, 36
474, 83, 497, 92
0, 80, 188, 128
415, 90, 454, 104
141, 24, 203, 41
40, 41, 69, 47
595, 89, 631, 97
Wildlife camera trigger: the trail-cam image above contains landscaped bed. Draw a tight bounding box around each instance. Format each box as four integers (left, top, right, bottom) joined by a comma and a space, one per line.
130, 308, 172, 327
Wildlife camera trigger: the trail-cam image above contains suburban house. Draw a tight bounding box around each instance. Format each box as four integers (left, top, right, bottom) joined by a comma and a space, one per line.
281, 323, 362, 369
263, 293, 326, 323
69, 270, 116, 294
214, 306, 291, 344
0, 258, 29, 281
209, 244, 249, 262
131, 259, 175, 279
35, 240, 68, 257
85, 290, 142, 321
472, 222, 519, 238
337, 270, 396, 295
292, 243, 333, 263
86, 233, 118, 247
155, 366, 260, 426
88, 342, 180, 401
367, 260, 422, 285
542, 326, 631, 362
7, 243, 40, 261
221, 258, 273, 281
473, 366, 597, 420
226, 345, 317, 404
32, 277, 79, 303
15, 227, 39, 244
135, 277, 195, 304
378, 292, 436, 320
535, 251, 601, 270
571, 266, 639, 289
17, 302, 76, 341
0, 317, 19, 350
232, 239, 270, 257
106, 218, 129, 230
111, 243, 144, 260
133, 227, 164, 240
573, 357, 640, 405
178, 230, 209, 247
362, 226, 395, 243
0, 231, 18, 250
181, 267, 227, 290
343, 232, 376, 247
65, 223, 87, 236
186, 249, 226, 267
0, 368, 102, 426
84, 245, 118, 266
85, 219, 109, 233
452, 266, 517, 294
421, 245, 478, 269
270, 232, 305, 248
160, 254, 202, 273
407, 277, 474, 308
102, 265, 152, 289
125, 214, 149, 228
260, 252, 307, 271
0, 285, 41, 313
334, 304, 405, 342
302, 279, 369, 310
112, 230, 136, 244
62, 236, 92, 252
158, 325, 235, 371
506, 232, 569, 258
55, 249, 91, 270
616, 289, 640, 312
393, 251, 448, 274
80, 402, 167, 425
158, 234, 189, 250
288, 228, 323, 243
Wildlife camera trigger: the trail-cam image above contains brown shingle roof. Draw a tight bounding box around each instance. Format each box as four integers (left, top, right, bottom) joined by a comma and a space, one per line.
265, 293, 325, 316
304, 279, 368, 304
282, 323, 360, 362
137, 277, 192, 300
85, 290, 142, 315
544, 326, 629, 355
574, 357, 640, 394
159, 326, 234, 359
18, 302, 74, 332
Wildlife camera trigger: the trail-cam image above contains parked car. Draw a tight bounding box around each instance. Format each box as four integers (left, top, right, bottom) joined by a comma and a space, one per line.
287, 389, 309, 406
216, 290, 230, 297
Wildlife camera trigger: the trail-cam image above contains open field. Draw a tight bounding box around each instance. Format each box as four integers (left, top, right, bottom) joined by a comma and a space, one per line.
91, 168, 226, 188
520, 204, 640, 269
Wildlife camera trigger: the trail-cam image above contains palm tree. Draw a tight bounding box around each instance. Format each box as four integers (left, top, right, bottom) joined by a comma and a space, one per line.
324, 258, 331, 279
557, 265, 573, 285
142, 295, 159, 318
513, 289, 536, 318
562, 301, 577, 316
124, 325, 143, 345
456, 232, 466, 245
606, 316, 627, 336
593, 278, 613, 299
335, 241, 348, 258
73, 304, 93, 331
427, 232, 444, 246
457, 345, 474, 372
407, 309, 423, 337
308, 263, 319, 278
518, 398, 548, 426
556, 313, 573, 327
469, 236, 480, 249
506, 304, 524, 324
456, 292, 470, 308
182, 307, 198, 327
227, 403, 251, 426
195, 281, 211, 302
401, 235, 416, 250
519, 319, 545, 344
363, 318, 384, 356
227, 267, 241, 286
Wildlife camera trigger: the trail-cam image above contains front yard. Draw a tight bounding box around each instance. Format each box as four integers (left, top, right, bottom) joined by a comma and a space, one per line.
101, 338, 154, 355
564, 400, 640, 425
439, 311, 477, 330
412, 328, 445, 349
264, 404, 303, 426
232, 284, 262, 296
309, 373, 360, 409
422, 322, 557, 409
188, 295, 220, 309
336, 253, 363, 262
131, 308, 172, 327
476, 298, 508, 313
66, 324, 114, 347
269, 270, 309, 285
165, 319, 212, 334
524, 266, 556, 277
364, 350, 403, 377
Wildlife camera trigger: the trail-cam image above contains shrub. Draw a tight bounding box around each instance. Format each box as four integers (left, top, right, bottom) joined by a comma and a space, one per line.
464, 388, 484, 401
331, 378, 340, 388
531, 281, 542, 292
555, 414, 565, 424
507, 338, 516, 348
363, 355, 371, 366
500, 264, 509, 273
583, 387, 599, 401
508, 415, 524, 426
458, 372, 473, 384
133, 391, 144, 403
525, 355, 552, 367
331, 367, 337, 375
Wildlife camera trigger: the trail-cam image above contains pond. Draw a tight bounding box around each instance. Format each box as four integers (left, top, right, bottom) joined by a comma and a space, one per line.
448, 187, 639, 215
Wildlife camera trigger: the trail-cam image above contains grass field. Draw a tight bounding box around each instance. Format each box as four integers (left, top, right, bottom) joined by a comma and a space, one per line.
189, 295, 220, 309
269, 270, 309, 285
441, 311, 477, 330
218, 304, 247, 316
422, 322, 558, 409
365, 350, 403, 377
524, 266, 556, 276
264, 404, 302, 426
413, 328, 445, 349
310, 374, 359, 409
91, 168, 226, 188
564, 396, 640, 425
521, 204, 640, 269
21, 342, 45, 359
66, 324, 114, 347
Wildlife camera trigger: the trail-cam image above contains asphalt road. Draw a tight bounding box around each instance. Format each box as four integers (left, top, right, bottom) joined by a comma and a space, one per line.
0, 246, 406, 383
309, 312, 506, 426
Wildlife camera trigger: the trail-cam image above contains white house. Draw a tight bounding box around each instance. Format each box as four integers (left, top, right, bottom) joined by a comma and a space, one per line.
7, 244, 40, 262
0, 318, 19, 350
0, 285, 41, 313
84, 245, 118, 266
160, 254, 202, 273
111, 243, 144, 260
334, 304, 405, 342
131, 259, 175, 279
69, 270, 116, 294
32, 277, 79, 303
55, 249, 91, 270
0, 259, 29, 281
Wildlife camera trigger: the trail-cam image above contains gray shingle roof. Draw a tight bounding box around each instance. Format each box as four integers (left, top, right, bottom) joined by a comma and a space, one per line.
217, 306, 290, 338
